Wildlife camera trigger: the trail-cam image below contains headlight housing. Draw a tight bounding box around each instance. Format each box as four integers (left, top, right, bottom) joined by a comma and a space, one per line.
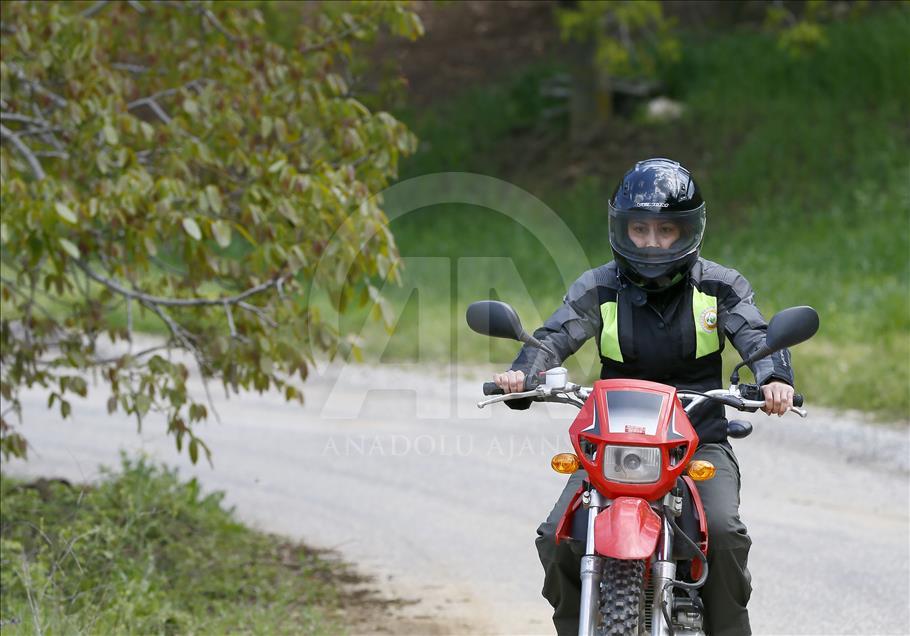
603, 445, 662, 484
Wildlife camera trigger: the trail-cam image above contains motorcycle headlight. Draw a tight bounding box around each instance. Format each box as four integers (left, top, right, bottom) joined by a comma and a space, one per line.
603, 445, 662, 484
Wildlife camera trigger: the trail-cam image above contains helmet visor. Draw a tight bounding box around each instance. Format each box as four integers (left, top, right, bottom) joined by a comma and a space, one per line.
608, 204, 706, 265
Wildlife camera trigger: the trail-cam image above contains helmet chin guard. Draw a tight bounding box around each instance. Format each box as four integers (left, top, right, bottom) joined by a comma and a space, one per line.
608, 158, 706, 291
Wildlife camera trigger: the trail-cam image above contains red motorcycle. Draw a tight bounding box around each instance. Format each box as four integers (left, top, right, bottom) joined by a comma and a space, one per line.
466, 300, 818, 636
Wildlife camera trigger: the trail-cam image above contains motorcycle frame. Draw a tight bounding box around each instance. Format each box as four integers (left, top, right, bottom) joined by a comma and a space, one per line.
564, 379, 707, 636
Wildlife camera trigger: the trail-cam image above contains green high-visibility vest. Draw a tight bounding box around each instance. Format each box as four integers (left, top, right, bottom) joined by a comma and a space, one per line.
599, 289, 721, 362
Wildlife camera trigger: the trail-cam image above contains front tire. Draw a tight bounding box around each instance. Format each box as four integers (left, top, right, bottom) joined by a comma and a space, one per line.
598, 558, 647, 636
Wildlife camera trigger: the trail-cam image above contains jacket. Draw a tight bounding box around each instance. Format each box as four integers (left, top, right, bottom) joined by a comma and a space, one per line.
509, 258, 794, 443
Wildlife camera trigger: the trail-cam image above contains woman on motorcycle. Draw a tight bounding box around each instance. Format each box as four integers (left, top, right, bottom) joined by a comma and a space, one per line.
493, 158, 794, 636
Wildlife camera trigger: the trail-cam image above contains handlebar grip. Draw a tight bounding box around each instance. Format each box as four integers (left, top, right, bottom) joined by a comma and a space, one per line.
483, 382, 505, 396
793, 394, 803, 408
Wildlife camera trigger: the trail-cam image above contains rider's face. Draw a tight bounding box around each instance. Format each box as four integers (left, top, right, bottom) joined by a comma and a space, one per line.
627, 219, 681, 249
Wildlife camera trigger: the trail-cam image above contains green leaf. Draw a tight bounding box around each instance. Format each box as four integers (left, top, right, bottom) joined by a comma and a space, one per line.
144, 235, 158, 256
268, 159, 286, 173
212, 220, 232, 248
182, 217, 202, 241
183, 98, 199, 116
189, 438, 199, 464
59, 238, 81, 259
135, 394, 151, 417
205, 185, 223, 214
103, 123, 119, 145
55, 202, 78, 224
70, 377, 88, 397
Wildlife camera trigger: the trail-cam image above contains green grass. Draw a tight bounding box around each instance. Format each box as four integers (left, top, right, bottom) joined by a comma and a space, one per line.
0, 458, 346, 635
351, 8, 910, 419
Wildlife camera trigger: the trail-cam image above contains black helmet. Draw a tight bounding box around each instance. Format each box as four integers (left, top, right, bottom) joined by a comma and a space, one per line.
608, 158, 706, 291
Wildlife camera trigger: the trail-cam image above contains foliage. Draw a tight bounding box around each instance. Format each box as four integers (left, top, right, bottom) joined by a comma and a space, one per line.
384, 8, 910, 418
556, 0, 680, 79
0, 1, 423, 461
764, 0, 869, 58
0, 458, 345, 634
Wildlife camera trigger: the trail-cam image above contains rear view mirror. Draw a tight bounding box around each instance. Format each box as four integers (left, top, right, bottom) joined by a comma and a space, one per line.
730, 305, 819, 384
466, 300, 524, 341
766, 306, 820, 351
465, 300, 556, 357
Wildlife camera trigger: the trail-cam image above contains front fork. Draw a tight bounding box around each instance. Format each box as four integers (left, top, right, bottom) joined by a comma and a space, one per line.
577, 492, 684, 636
578, 489, 605, 636
651, 514, 677, 636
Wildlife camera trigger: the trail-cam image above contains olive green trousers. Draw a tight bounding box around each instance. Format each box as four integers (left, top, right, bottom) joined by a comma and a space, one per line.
535, 442, 752, 636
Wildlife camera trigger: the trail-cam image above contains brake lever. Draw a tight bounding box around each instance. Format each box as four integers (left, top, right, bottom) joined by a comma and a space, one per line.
476, 387, 548, 409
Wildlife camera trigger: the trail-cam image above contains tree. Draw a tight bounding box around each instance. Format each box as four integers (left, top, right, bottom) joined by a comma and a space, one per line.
0, 1, 423, 462
555, 0, 680, 142
764, 0, 870, 58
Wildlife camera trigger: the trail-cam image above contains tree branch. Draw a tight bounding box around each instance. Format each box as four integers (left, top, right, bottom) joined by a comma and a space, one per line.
8, 64, 68, 109
299, 25, 360, 55
126, 79, 208, 124
1, 112, 49, 127
80, 1, 110, 18
73, 260, 288, 308
237, 301, 278, 328
111, 62, 149, 74
198, 7, 236, 41
0, 123, 46, 180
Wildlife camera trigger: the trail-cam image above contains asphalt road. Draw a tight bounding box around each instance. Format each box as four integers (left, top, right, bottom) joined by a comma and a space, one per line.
4, 361, 909, 635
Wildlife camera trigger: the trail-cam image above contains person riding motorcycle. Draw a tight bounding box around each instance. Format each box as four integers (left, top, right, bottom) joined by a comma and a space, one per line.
493, 158, 794, 636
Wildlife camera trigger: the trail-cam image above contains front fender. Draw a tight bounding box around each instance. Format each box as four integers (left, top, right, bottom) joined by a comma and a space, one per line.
593, 497, 661, 559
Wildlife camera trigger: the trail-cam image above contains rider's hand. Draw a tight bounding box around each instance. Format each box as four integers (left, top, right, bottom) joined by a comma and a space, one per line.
494, 369, 526, 393
761, 381, 794, 417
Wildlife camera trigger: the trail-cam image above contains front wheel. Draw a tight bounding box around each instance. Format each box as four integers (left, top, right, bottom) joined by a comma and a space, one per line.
598, 558, 647, 636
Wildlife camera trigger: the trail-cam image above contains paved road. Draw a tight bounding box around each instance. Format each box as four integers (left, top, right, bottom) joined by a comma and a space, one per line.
4, 362, 909, 635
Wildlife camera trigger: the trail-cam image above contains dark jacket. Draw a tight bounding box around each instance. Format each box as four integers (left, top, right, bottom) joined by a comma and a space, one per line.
509, 258, 794, 443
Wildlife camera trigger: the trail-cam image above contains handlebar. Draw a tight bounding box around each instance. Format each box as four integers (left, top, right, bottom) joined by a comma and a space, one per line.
478, 376, 807, 417
483, 382, 504, 396
736, 382, 803, 407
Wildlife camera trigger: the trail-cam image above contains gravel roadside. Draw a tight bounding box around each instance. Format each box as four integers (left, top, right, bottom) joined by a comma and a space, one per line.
3, 360, 908, 634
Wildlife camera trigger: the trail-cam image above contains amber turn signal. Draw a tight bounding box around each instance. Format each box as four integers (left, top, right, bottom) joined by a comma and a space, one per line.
551, 453, 580, 474
686, 460, 716, 481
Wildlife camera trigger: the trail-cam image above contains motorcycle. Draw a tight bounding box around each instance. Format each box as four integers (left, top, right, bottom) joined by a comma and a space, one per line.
466, 300, 819, 636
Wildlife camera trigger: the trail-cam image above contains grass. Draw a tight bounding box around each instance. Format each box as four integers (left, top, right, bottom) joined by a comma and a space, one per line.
345, 8, 910, 419
0, 458, 347, 635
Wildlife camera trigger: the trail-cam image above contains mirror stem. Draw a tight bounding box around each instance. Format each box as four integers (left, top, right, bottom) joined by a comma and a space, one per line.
520, 331, 557, 358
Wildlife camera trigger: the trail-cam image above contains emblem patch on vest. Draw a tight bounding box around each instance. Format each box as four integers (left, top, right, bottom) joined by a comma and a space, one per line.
699, 307, 718, 333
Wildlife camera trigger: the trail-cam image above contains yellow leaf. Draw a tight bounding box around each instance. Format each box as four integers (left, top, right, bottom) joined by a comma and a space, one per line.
59, 238, 80, 259
183, 99, 199, 116
212, 220, 232, 248
103, 123, 119, 145
55, 202, 78, 224
182, 217, 202, 240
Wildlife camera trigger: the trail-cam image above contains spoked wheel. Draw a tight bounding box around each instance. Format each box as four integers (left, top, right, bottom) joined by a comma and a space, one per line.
597, 558, 648, 636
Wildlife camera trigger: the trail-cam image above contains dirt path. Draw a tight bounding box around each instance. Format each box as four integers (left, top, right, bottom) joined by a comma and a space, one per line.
4, 361, 908, 634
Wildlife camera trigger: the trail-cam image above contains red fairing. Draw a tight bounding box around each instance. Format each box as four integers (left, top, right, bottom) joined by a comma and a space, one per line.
682, 475, 709, 580
593, 497, 662, 559
569, 379, 699, 501
554, 484, 585, 545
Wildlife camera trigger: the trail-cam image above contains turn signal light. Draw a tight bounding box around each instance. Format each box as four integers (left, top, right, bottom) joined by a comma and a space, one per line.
551, 453, 580, 474
686, 460, 716, 481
